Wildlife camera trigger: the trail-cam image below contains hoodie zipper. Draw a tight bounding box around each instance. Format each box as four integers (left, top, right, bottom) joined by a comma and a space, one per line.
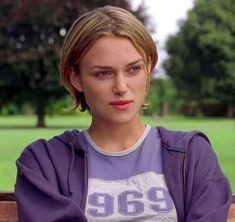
182, 152, 187, 218
81, 152, 89, 212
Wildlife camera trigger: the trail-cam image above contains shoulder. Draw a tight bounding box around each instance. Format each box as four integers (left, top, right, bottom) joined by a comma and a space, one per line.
19, 133, 66, 158
158, 126, 228, 186
157, 126, 217, 173
158, 127, 224, 179
157, 126, 211, 153
16, 129, 80, 172
20, 129, 80, 154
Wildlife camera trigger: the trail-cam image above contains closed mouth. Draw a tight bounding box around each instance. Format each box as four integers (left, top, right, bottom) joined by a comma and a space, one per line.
110, 100, 133, 105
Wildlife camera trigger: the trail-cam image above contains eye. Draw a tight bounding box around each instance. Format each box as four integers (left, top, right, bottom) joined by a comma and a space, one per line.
94, 70, 113, 79
128, 65, 143, 75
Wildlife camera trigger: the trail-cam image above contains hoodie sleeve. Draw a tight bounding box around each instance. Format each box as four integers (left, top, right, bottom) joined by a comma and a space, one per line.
15, 140, 87, 222
185, 135, 232, 222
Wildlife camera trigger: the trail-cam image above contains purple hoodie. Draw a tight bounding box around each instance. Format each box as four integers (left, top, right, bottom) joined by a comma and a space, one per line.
15, 127, 232, 221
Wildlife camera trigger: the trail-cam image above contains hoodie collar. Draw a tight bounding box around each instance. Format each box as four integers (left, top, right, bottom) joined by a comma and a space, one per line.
56, 127, 210, 154
157, 126, 210, 153
55, 129, 87, 153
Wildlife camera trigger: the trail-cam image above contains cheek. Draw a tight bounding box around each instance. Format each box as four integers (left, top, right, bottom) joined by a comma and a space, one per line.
82, 82, 108, 104
133, 74, 148, 94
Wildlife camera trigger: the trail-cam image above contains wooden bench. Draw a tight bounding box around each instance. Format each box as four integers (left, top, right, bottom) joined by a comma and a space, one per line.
0, 192, 18, 222
0, 192, 235, 221
228, 194, 235, 222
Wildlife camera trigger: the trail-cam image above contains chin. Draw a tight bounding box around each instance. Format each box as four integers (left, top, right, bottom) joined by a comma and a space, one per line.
108, 113, 140, 125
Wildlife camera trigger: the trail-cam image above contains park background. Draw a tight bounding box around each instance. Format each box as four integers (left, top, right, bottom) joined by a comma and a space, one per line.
0, 0, 234, 192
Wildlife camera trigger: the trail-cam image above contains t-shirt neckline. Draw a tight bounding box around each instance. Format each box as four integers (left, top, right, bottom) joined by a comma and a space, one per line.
83, 125, 151, 157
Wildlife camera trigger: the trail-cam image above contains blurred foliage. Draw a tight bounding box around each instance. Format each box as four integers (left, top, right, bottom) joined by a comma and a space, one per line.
0, 0, 149, 127
0, 0, 82, 127
164, 0, 235, 116
144, 78, 181, 117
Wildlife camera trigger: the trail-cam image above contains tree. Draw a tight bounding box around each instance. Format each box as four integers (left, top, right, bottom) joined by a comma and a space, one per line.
164, 0, 235, 116
145, 79, 179, 117
0, 0, 148, 127
0, 0, 82, 127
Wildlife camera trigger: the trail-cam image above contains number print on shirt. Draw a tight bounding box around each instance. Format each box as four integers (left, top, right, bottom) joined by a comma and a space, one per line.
87, 193, 113, 217
118, 190, 144, 216
148, 187, 174, 213
87, 187, 173, 218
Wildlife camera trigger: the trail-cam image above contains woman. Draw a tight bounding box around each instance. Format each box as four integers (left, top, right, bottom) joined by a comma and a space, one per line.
15, 5, 232, 222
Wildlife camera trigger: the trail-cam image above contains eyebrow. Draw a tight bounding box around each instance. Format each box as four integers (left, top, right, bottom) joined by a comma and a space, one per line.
90, 59, 144, 70
126, 59, 145, 67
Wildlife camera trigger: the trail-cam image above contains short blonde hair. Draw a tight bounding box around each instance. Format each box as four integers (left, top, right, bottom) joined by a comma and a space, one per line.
60, 5, 158, 111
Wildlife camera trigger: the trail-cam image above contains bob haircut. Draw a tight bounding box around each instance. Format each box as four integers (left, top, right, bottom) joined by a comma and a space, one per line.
60, 5, 158, 112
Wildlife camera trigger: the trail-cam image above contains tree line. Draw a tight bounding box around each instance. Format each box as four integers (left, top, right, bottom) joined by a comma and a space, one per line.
0, 0, 234, 127
163, 0, 235, 117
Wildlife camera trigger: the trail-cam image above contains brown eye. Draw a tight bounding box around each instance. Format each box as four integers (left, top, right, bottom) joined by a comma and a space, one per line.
94, 70, 113, 79
128, 65, 142, 75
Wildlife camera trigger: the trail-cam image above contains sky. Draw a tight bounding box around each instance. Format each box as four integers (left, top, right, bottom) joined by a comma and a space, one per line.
129, 0, 195, 75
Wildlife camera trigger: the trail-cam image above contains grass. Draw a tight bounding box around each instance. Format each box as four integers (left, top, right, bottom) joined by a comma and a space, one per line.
0, 115, 234, 192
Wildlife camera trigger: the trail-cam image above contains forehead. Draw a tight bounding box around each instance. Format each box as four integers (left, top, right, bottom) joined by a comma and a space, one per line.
80, 36, 144, 66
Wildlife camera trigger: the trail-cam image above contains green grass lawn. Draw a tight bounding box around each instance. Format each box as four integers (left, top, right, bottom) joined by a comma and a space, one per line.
0, 115, 234, 192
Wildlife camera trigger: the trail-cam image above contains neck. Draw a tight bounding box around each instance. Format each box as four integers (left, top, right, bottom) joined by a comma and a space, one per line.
87, 119, 145, 152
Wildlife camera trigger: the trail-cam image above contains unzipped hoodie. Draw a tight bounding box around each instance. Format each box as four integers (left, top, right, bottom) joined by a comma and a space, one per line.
15, 127, 232, 222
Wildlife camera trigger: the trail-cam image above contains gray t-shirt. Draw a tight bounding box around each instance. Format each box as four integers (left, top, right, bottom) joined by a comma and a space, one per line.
79, 125, 177, 222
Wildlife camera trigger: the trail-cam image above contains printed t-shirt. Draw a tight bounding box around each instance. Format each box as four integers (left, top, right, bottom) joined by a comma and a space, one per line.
79, 125, 178, 222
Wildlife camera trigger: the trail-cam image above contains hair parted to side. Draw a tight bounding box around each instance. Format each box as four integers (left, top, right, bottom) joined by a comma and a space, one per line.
60, 5, 158, 112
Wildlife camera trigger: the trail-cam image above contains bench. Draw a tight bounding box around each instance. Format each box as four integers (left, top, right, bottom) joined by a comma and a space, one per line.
0, 192, 18, 222
0, 192, 235, 221
228, 194, 235, 222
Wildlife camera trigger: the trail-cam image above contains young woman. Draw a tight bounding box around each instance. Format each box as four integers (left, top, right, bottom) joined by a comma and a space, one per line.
15, 6, 232, 222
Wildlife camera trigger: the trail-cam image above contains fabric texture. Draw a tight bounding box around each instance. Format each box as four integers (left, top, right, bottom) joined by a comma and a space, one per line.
15, 127, 232, 222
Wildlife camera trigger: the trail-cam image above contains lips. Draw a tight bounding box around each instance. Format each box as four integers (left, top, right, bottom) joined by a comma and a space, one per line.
110, 100, 133, 110
110, 100, 132, 105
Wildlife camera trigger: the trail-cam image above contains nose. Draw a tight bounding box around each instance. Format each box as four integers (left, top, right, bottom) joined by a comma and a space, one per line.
112, 73, 128, 95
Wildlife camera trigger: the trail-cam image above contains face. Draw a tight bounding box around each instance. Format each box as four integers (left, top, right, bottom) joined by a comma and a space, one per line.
70, 36, 149, 126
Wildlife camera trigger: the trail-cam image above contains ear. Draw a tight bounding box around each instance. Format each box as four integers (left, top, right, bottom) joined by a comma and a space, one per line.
69, 68, 83, 92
